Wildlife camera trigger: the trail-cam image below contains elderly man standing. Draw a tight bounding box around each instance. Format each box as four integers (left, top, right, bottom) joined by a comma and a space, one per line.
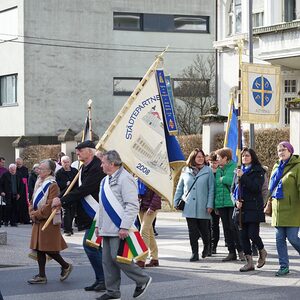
52, 141, 106, 292
96, 150, 152, 300
0, 164, 22, 226
55, 155, 78, 236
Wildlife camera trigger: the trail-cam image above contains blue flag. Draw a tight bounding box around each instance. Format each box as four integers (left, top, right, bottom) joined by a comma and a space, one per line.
224, 99, 239, 162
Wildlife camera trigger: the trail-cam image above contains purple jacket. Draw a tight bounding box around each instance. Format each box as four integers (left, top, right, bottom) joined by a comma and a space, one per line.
0, 167, 7, 178
139, 188, 161, 212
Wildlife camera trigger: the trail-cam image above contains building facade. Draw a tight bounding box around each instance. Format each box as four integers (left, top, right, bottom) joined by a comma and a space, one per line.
0, 0, 216, 163
214, 0, 300, 127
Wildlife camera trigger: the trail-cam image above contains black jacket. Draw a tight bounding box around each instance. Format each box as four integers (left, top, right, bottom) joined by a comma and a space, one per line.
28, 171, 38, 201
55, 167, 78, 196
238, 164, 266, 223
61, 156, 105, 231
0, 171, 22, 205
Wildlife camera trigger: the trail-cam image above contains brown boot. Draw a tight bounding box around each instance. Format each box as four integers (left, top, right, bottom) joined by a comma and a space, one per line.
239, 255, 254, 272
257, 248, 267, 268
145, 259, 159, 267
136, 261, 145, 268
222, 253, 237, 262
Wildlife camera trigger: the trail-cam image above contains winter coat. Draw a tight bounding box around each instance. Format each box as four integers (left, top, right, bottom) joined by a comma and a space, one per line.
0, 171, 22, 204
214, 160, 236, 209
29, 183, 67, 252
61, 156, 105, 231
174, 166, 214, 219
55, 167, 78, 196
97, 166, 139, 236
28, 171, 38, 201
233, 164, 265, 223
139, 188, 161, 212
270, 155, 300, 227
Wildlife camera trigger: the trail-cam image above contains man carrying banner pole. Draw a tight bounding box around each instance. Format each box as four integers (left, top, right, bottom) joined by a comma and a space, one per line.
95, 150, 152, 300
52, 141, 106, 292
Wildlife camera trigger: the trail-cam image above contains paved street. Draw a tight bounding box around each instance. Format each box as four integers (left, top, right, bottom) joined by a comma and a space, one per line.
0, 212, 299, 300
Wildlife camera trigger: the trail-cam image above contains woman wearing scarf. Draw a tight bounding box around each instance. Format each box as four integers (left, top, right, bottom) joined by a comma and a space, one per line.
174, 148, 214, 262
269, 141, 300, 276
28, 159, 72, 284
233, 148, 267, 272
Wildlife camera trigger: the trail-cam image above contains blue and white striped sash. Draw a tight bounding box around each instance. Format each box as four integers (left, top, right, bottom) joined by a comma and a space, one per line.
78, 169, 98, 219
32, 179, 54, 210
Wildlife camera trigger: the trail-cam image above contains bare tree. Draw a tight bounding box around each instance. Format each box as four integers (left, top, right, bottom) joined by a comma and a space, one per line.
174, 54, 215, 134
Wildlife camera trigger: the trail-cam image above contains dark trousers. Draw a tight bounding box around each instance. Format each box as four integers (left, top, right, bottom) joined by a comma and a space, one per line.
218, 207, 242, 253
63, 205, 76, 233
211, 210, 220, 248
186, 218, 210, 255
4, 197, 18, 225
240, 222, 264, 255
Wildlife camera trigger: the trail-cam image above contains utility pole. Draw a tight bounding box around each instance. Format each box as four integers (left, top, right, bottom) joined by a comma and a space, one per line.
249, 0, 255, 149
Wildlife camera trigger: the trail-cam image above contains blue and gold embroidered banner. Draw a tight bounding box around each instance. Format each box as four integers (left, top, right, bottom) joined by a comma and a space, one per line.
156, 70, 178, 135
241, 63, 281, 123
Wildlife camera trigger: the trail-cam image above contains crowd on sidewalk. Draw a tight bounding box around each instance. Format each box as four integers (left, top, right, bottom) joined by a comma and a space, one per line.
0, 139, 299, 300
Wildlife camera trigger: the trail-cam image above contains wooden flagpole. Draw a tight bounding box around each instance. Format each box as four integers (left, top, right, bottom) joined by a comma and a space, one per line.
237, 40, 243, 230
42, 100, 91, 231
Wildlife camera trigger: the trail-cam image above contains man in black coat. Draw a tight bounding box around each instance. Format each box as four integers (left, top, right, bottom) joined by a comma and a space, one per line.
0, 164, 22, 226
52, 141, 106, 292
55, 155, 78, 236
16, 157, 30, 224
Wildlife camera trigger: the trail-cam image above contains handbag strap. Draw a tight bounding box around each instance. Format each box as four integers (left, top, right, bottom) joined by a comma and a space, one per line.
184, 175, 200, 199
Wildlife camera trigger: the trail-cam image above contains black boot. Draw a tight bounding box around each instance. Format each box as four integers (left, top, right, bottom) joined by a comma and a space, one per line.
202, 245, 210, 258
190, 253, 199, 262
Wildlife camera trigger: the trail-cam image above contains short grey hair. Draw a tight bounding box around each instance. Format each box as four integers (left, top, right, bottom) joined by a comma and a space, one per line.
9, 163, 17, 170
105, 150, 122, 166
40, 159, 56, 176
61, 155, 71, 162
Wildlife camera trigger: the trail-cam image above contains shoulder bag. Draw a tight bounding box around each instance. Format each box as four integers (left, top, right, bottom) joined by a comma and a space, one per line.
175, 176, 199, 211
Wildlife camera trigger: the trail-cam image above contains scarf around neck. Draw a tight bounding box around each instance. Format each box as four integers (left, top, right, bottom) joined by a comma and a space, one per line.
269, 159, 289, 200
233, 164, 252, 202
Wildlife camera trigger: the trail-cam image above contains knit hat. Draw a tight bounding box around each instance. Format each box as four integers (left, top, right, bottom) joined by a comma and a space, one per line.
279, 141, 294, 154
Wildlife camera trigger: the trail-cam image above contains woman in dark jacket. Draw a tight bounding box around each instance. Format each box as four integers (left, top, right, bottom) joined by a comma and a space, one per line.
233, 148, 267, 272
28, 164, 39, 201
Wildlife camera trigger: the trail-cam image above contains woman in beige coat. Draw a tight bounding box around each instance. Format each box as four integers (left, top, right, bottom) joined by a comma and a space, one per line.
28, 159, 72, 284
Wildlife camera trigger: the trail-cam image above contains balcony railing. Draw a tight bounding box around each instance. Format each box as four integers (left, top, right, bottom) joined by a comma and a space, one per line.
253, 20, 300, 35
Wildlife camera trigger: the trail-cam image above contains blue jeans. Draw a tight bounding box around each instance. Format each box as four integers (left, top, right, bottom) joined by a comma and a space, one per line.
83, 229, 105, 282
275, 226, 300, 268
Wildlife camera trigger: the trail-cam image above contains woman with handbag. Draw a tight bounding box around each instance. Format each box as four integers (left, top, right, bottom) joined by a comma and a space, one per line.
28, 159, 72, 284
174, 148, 214, 262
269, 141, 300, 276
233, 148, 267, 272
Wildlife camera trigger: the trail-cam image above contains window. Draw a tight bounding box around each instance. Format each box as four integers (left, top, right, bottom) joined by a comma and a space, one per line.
284, 0, 296, 22
113, 77, 142, 96
0, 74, 17, 106
253, 12, 264, 27
113, 12, 209, 33
0, 7, 18, 41
235, 0, 242, 33
113, 12, 141, 30
284, 97, 292, 125
284, 80, 297, 93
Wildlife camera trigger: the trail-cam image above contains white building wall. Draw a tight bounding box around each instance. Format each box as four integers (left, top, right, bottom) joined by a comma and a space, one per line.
0, 0, 25, 136
19, 0, 215, 137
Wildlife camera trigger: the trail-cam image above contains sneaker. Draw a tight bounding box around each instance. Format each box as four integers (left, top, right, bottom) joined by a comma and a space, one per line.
96, 293, 120, 300
60, 263, 73, 281
133, 276, 152, 299
275, 267, 289, 276
28, 275, 47, 284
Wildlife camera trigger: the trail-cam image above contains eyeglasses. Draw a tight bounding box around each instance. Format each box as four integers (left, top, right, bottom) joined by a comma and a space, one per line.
277, 148, 288, 153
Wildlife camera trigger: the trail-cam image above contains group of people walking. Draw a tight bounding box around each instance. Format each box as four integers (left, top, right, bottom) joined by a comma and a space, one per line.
174, 141, 300, 276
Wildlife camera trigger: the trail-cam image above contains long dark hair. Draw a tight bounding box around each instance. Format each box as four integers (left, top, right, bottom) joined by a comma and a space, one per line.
241, 147, 261, 166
